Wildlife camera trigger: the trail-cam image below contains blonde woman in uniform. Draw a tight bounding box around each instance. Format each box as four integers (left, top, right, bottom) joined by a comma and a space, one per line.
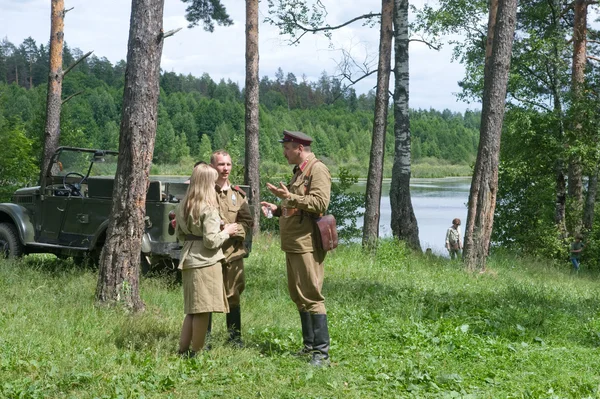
176, 163, 238, 357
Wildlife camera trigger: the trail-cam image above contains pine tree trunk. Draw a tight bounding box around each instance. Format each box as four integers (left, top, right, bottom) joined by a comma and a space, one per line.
389, 0, 420, 250
40, 0, 65, 181
567, 0, 587, 235
463, 0, 517, 271
485, 0, 499, 64
362, 0, 393, 248
244, 0, 260, 235
96, 0, 165, 311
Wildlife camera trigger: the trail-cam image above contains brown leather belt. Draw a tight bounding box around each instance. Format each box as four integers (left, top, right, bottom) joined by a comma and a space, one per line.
282, 207, 301, 217
185, 234, 203, 241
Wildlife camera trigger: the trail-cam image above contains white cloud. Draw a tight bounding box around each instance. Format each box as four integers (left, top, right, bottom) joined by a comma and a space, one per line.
0, 0, 476, 112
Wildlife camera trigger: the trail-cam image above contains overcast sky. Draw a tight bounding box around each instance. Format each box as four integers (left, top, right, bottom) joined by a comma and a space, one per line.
0, 0, 478, 112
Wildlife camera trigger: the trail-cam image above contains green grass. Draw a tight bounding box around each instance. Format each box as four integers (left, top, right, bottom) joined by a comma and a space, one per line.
2, 237, 600, 398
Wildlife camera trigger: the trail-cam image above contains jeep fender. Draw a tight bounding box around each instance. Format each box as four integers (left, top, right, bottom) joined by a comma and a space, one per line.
0, 203, 35, 244
89, 219, 111, 250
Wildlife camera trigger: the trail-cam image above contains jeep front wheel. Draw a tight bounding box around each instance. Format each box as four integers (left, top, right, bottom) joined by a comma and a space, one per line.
0, 223, 23, 258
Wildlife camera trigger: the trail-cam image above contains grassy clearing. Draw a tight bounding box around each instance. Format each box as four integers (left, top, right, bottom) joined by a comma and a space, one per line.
1, 236, 600, 398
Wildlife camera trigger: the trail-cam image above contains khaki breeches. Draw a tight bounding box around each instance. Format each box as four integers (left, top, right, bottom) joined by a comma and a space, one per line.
182, 262, 229, 315
286, 251, 326, 314
222, 258, 245, 307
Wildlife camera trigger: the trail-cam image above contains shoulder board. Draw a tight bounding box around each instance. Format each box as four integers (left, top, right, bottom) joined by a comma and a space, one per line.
233, 185, 246, 197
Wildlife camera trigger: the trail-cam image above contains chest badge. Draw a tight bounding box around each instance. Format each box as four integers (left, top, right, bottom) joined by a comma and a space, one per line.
231, 193, 237, 206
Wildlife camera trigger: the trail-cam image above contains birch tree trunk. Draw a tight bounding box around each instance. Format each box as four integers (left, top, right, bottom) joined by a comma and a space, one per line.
40, 0, 65, 181
389, 0, 420, 250
463, 0, 517, 271
96, 0, 165, 311
244, 0, 260, 235
567, 0, 587, 235
362, 0, 393, 248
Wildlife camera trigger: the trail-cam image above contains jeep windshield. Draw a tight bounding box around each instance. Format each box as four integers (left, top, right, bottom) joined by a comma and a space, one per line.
49, 147, 119, 179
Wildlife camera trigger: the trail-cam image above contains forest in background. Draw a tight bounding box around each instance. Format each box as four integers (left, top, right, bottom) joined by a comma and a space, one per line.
0, 36, 479, 190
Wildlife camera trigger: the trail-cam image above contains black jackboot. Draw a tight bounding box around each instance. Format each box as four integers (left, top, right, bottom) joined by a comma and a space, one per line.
296, 311, 314, 356
309, 313, 330, 367
226, 306, 243, 347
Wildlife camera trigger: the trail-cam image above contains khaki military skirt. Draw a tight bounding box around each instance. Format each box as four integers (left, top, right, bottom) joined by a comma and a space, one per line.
182, 262, 229, 314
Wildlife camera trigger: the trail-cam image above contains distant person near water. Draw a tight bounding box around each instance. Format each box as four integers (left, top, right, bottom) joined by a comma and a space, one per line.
445, 218, 462, 260
570, 235, 584, 272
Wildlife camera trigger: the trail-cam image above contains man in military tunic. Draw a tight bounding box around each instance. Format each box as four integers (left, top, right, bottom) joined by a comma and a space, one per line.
210, 150, 253, 346
260, 130, 332, 367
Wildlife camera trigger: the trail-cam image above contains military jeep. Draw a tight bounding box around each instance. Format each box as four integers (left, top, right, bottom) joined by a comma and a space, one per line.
0, 146, 189, 270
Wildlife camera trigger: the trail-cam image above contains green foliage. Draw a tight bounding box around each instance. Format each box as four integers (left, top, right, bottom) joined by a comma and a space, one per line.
328, 167, 364, 241
198, 133, 213, 163
181, 0, 233, 32
0, 121, 38, 201
4, 240, 600, 397
0, 37, 478, 190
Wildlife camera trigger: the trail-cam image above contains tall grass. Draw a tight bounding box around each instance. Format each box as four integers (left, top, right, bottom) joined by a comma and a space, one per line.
1, 237, 599, 398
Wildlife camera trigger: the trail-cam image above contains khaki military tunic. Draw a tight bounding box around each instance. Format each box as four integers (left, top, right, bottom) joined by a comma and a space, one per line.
278, 154, 331, 253
216, 183, 253, 307
276, 154, 331, 314
175, 205, 230, 314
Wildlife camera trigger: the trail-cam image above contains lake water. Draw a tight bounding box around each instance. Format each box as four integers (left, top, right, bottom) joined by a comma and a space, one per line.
354, 177, 471, 255
159, 175, 471, 255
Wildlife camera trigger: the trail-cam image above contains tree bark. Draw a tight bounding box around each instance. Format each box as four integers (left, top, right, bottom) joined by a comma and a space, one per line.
485, 0, 499, 66
40, 0, 65, 182
96, 0, 165, 311
549, 0, 567, 236
244, 0, 260, 235
583, 169, 598, 231
362, 0, 393, 248
567, 0, 587, 235
463, 0, 517, 271
389, 0, 420, 250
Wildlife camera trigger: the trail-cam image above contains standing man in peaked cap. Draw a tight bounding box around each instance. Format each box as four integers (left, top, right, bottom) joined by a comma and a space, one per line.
210, 150, 253, 346
260, 130, 332, 367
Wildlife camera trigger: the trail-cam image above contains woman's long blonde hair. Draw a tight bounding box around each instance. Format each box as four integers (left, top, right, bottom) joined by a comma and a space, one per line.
181, 163, 218, 223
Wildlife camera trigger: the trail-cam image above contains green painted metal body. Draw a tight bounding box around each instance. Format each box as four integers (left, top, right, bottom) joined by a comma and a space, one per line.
0, 147, 186, 267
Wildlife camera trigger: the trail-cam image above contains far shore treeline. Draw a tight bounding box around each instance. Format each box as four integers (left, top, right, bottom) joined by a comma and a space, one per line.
0, 37, 479, 193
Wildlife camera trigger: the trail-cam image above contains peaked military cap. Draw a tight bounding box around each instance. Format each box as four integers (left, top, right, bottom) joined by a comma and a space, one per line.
278, 130, 314, 146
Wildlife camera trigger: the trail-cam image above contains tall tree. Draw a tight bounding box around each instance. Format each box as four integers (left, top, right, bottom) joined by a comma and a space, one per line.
244, 0, 261, 235
40, 0, 65, 181
567, 0, 588, 235
96, 0, 167, 310
40, 2, 92, 182
463, 0, 517, 271
389, 0, 420, 250
20, 37, 38, 89
362, 0, 393, 247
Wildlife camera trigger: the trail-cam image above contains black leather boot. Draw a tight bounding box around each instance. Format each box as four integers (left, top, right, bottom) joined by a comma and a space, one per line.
309, 313, 330, 367
226, 306, 243, 347
295, 311, 314, 356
